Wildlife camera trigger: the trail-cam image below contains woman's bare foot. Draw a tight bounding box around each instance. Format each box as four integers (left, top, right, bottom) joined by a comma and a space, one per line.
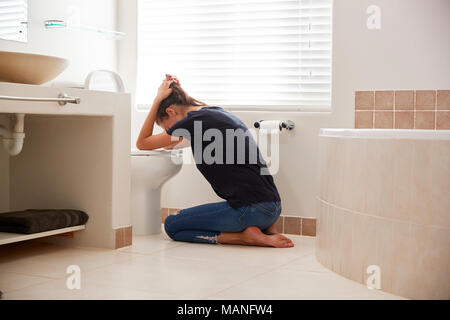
262, 224, 293, 245
218, 226, 294, 248
262, 224, 278, 235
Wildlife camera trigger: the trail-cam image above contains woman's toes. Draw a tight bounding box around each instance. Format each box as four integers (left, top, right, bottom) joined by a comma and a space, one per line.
283, 239, 294, 247
279, 234, 292, 242
268, 234, 294, 248
241, 226, 295, 248
283, 241, 293, 248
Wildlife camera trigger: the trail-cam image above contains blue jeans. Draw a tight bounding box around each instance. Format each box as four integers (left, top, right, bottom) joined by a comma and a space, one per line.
164, 200, 282, 244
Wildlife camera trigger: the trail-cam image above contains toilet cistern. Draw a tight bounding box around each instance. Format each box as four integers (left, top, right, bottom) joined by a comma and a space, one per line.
130, 149, 183, 235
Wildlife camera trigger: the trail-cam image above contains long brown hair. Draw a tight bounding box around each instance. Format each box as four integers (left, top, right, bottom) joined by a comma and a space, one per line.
156, 83, 208, 122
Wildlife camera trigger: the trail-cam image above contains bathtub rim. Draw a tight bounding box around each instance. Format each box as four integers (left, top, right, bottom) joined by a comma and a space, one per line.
319, 128, 450, 140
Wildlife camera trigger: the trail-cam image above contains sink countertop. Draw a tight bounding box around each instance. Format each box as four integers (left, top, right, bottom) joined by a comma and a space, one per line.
0, 82, 131, 117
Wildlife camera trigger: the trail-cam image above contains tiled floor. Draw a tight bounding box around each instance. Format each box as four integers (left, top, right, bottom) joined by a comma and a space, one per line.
0, 229, 405, 300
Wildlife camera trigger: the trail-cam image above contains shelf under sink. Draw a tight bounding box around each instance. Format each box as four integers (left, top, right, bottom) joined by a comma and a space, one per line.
0, 225, 86, 245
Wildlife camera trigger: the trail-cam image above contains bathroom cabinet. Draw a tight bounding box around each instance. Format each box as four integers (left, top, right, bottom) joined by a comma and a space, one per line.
0, 82, 131, 249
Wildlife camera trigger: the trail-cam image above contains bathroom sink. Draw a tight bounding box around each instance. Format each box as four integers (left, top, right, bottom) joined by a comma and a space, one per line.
0, 51, 69, 85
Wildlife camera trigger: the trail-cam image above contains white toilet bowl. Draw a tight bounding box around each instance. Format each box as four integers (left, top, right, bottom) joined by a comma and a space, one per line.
130, 149, 182, 235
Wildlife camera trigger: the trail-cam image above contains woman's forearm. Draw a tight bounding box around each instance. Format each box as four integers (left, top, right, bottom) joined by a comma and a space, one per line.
136, 97, 161, 148
136, 97, 179, 150
163, 137, 189, 150
136, 77, 179, 150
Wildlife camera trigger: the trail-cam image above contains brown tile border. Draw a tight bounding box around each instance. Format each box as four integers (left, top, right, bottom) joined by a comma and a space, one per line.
374, 111, 394, 128
161, 208, 316, 237
436, 111, 450, 129
415, 111, 435, 129
115, 226, 132, 249
415, 90, 435, 110
275, 216, 284, 233
437, 90, 450, 110
375, 90, 394, 110
161, 208, 168, 223
395, 111, 414, 129
355, 89, 450, 129
355, 111, 373, 128
301, 218, 317, 237
395, 90, 414, 110
355, 91, 374, 110
284, 216, 301, 235
168, 208, 180, 215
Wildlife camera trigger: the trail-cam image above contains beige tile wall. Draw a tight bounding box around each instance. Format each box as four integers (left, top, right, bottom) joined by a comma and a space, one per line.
355, 90, 450, 129
161, 208, 316, 237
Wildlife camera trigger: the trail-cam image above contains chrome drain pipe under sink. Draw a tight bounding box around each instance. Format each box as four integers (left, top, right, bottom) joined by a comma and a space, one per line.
0, 92, 80, 156
0, 113, 25, 156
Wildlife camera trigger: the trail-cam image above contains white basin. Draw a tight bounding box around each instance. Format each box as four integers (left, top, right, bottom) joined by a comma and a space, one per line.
0, 51, 69, 85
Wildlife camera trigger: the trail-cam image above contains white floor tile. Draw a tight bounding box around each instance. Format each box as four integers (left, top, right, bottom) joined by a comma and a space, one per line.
0, 272, 50, 293
0, 243, 136, 279
282, 253, 332, 273
0, 233, 406, 300
117, 233, 188, 255
2, 278, 177, 300
206, 265, 405, 300
156, 234, 314, 269
82, 253, 271, 299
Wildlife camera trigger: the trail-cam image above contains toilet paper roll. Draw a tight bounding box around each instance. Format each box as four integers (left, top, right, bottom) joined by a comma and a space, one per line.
257, 121, 280, 176
259, 120, 282, 131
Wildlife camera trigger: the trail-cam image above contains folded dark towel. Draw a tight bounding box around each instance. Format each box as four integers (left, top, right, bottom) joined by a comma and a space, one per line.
0, 209, 89, 234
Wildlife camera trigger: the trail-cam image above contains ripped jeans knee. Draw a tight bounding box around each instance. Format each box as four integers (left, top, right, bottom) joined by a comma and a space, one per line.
195, 234, 219, 244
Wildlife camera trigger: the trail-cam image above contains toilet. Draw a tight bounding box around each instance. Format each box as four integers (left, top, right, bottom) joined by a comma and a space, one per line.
130, 149, 183, 235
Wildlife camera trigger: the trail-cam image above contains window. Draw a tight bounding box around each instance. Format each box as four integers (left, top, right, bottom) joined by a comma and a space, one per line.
136, 0, 332, 111
0, 0, 27, 42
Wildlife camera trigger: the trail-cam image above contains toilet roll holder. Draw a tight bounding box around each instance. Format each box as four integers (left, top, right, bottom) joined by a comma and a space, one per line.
253, 120, 295, 131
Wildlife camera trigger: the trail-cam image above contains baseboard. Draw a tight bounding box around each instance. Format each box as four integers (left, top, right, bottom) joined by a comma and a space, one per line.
115, 226, 132, 249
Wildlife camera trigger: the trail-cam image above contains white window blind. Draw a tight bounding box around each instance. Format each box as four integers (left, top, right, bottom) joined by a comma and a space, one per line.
136, 0, 332, 111
0, 0, 27, 41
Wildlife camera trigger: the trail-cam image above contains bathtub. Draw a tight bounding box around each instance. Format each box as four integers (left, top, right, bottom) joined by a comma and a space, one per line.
316, 128, 449, 300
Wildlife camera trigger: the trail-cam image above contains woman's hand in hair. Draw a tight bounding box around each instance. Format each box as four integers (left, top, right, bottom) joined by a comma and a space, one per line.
165, 73, 180, 85
156, 79, 175, 101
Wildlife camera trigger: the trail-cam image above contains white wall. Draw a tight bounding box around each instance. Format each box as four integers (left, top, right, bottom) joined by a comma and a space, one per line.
123, 0, 450, 217
117, 0, 138, 148
0, 0, 120, 213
